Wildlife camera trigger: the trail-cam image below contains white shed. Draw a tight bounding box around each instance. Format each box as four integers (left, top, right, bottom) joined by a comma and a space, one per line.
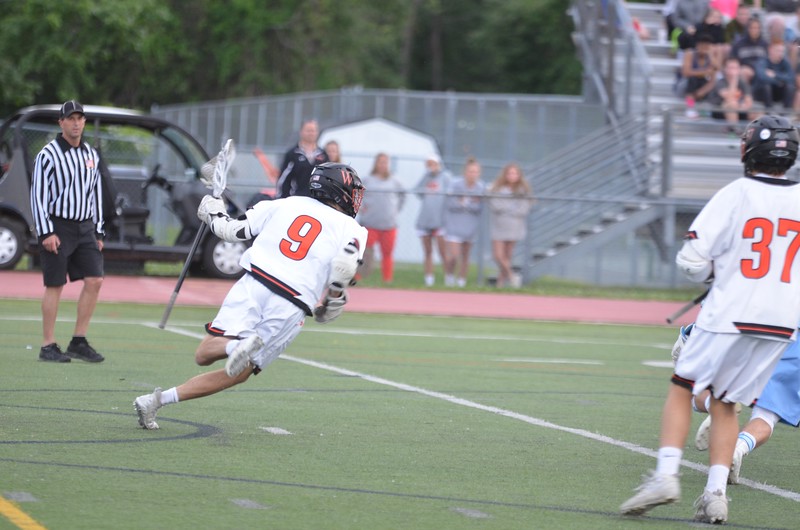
319, 118, 443, 263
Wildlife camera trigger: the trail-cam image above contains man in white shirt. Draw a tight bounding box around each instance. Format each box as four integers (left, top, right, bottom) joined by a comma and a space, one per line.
621, 116, 800, 524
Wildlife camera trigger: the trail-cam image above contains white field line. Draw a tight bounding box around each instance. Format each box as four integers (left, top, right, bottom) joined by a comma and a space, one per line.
497, 358, 603, 365
3, 314, 797, 501
151, 324, 800, 504
3, 314, 673, 350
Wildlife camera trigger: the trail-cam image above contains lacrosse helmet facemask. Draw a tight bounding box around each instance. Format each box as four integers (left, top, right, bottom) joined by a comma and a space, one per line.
741, 115, 800, 175
309, 163, 364, 218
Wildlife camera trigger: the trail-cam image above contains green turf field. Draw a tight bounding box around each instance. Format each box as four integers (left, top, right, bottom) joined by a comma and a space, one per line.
1, 299, 797, 529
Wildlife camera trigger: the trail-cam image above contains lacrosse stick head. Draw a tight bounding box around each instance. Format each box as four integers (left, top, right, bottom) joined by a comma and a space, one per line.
200, 139, 236, 198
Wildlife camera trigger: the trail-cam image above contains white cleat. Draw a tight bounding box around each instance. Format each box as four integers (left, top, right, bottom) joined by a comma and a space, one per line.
694, 489, 728, 524
620, 471, 681, 516
134, 388, 163, 430
695, 415, 712, 451
695, 402, 741, 451
225, 335, 264, 377
729, 443, 747, 485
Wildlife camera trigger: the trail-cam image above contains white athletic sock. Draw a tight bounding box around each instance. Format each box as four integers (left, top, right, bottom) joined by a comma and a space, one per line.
225, 340, 238, 356
160, 387, 179, 405
656, 446, 683, 475
738, 432, 756, 454
706, 464, 729, 493
424, 274, 434, 286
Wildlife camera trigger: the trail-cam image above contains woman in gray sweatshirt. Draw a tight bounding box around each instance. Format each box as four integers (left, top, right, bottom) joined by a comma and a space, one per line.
413, 154, 452, 286
442, 157, 485, 287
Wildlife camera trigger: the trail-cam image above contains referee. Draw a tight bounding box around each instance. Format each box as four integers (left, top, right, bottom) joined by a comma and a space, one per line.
30, 100, 105, 363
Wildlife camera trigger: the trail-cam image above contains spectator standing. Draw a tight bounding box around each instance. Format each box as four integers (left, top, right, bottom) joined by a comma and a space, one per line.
357, 153, 406, 284
488, 163, 534, 289
707, 56, 755, 132
413, 153, 452, 287
731, 16, 769, 84
324, 140, 341, 163
29, 100, 105, 363
753, 41, 796, 109
442, 157, 485, 288
275, 119, 329, 198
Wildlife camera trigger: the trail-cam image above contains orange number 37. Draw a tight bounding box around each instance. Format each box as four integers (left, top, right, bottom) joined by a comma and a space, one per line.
741, 217, 800, 282
279, 215, 322, 260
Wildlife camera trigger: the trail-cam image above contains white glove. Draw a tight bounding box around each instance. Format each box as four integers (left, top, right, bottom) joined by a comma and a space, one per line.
314, 290, 348, 324
671, 323, 694, 365
329, 240, 360, 289
197, 195, 226, 225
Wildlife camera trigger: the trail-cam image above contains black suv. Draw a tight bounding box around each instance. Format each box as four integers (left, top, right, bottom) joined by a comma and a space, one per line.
0, 104, 247, 278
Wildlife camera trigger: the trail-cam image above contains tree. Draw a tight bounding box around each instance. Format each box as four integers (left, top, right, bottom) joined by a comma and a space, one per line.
0, 0, 581, 115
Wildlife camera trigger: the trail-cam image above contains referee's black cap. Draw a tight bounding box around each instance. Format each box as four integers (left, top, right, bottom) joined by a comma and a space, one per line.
59, 100, 84, 119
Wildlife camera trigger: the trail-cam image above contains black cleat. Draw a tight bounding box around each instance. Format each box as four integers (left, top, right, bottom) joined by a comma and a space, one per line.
65, 340, 105, 363
39, 343, 71, 363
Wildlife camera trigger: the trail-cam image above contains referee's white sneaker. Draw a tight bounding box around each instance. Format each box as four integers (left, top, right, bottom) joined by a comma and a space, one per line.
225, 335, 264, 377
620, 471, 680, 516
693, 489, 728, 524
134, 388, 162, 430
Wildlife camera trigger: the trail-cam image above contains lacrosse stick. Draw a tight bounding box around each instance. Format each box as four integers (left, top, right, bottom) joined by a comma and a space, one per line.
158, 139, 236, 329
665, 289, 708, 324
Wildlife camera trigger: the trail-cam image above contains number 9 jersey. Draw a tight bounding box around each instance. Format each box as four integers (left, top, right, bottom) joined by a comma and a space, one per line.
678, 175, 800, 340
241, 195, 367, 315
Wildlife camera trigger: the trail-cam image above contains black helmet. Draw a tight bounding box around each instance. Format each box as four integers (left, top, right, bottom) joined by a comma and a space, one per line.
308, 163, 364, 218
741, 115, 799, 174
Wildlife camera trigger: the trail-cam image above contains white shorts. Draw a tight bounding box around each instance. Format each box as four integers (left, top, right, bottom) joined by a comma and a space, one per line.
675, 326, 788, 405
209, 274, 305, 370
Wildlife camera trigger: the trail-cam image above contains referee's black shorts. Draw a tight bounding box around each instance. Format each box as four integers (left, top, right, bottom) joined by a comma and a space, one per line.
40, 218, 104, 287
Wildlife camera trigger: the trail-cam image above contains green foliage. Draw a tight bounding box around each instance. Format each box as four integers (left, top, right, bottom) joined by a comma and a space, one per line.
0, 0, 581, 116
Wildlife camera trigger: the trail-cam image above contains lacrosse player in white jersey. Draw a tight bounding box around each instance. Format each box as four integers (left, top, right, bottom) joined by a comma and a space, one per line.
134, 163, 367, 430
621, 116, 800, 524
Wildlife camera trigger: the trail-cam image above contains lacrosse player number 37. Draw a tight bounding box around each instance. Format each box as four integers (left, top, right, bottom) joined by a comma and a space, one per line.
280, 215, 322, 261
742, 217, 800, 282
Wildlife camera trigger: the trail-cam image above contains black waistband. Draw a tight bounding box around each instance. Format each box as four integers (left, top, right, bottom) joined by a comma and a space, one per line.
247, 265, 312, 316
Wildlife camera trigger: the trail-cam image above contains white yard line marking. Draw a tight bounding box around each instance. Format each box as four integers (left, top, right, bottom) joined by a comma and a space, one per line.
281, 354, 800, 503
3, 314, 796, 502
1, 315, 671, 350
259, 427, 292, 435
497, 358, 603, 365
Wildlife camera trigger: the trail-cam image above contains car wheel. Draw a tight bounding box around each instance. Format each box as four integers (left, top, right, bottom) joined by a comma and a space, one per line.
201, 235, 246, 279
0, 217, 26, 270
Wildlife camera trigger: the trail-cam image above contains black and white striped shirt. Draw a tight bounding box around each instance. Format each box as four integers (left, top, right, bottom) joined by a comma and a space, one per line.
30, 134, 103, 239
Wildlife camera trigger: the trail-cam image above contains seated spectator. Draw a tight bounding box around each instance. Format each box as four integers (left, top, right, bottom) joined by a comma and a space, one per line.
765, 12, 799, 66
731, 16, 770, 83
753, 41, 797, 109
679, 7, 726, 66
707, 56, 756, 131
676, 32, 721, 116
724, 4, 753, 47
